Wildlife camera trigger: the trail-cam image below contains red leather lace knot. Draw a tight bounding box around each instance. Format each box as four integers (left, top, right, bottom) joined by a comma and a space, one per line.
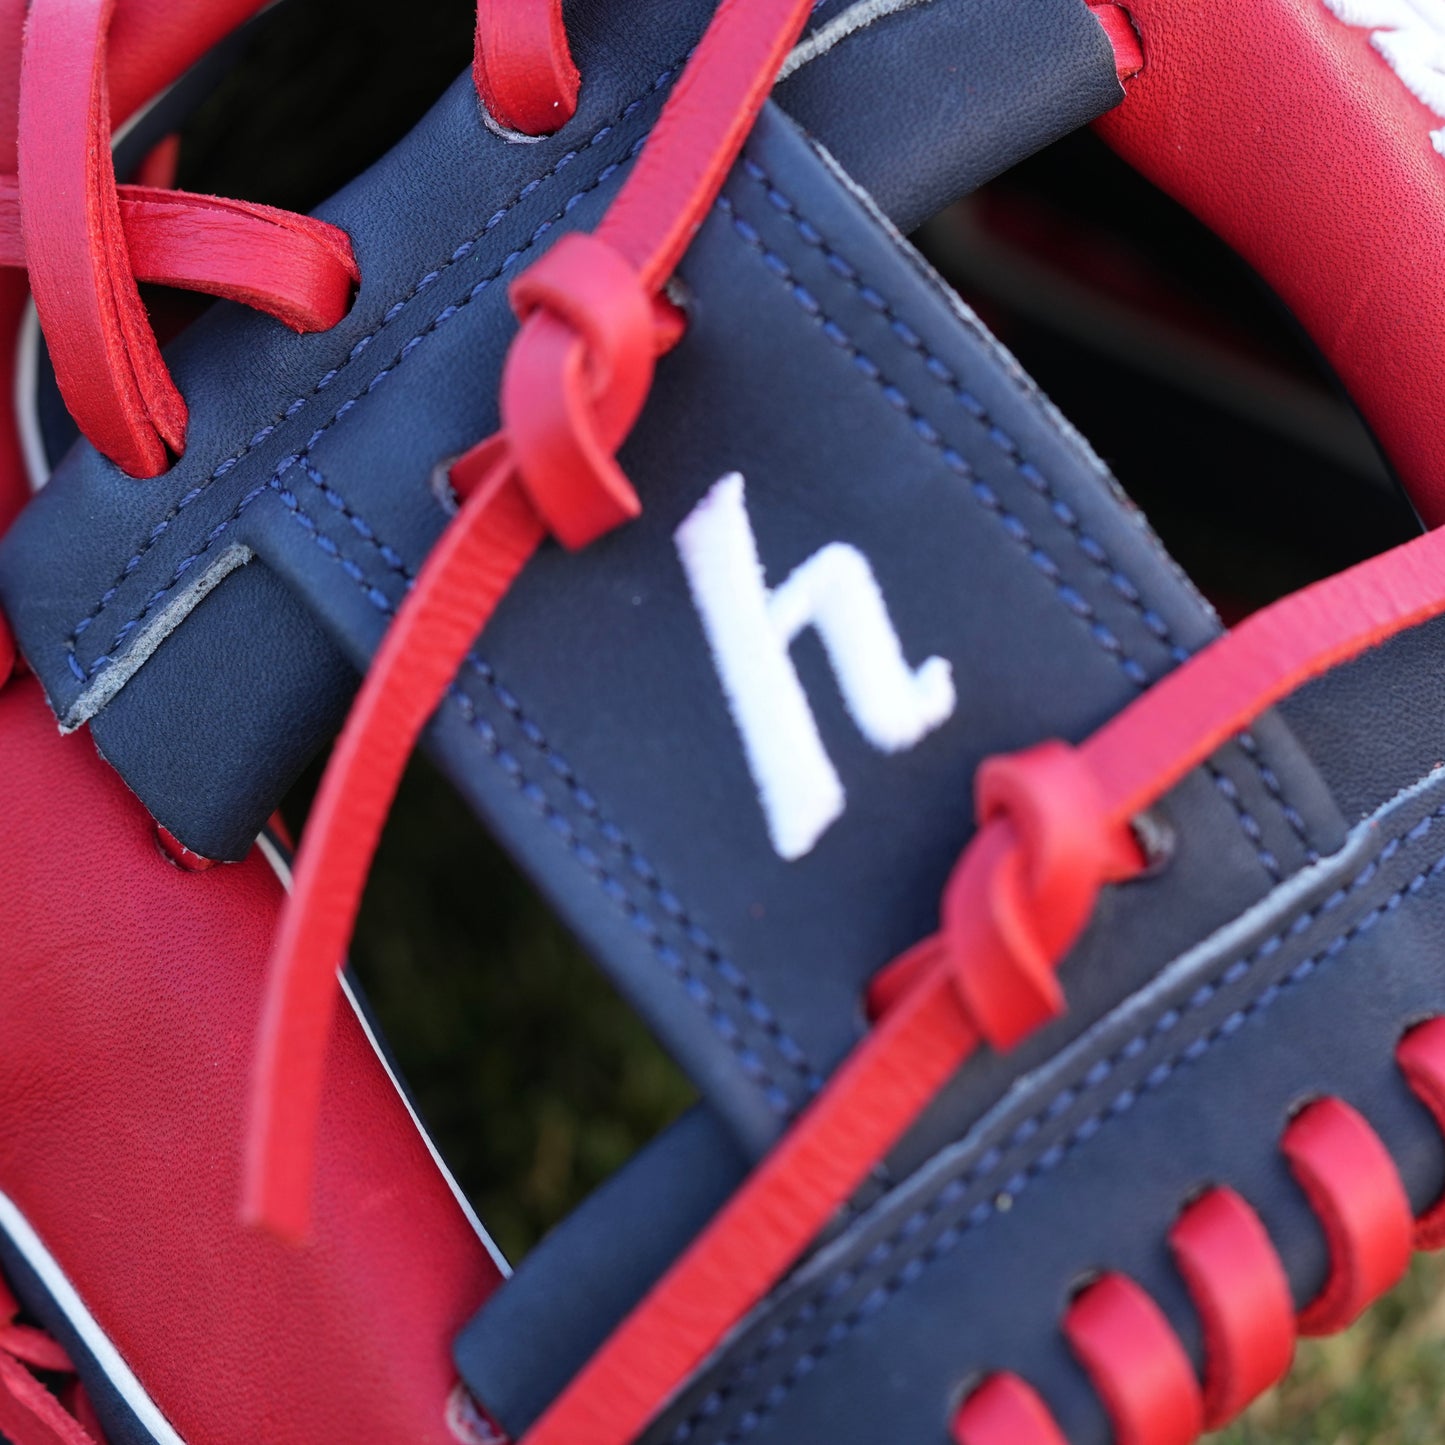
456, 232, 657, 549
942, 740, 1143, 1049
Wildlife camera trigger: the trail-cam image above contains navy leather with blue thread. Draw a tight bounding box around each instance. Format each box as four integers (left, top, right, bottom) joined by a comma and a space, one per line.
8, 1, 1445, 1442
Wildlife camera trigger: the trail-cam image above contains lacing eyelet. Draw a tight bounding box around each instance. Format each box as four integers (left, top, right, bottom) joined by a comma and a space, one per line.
1129, 807, 1175, 878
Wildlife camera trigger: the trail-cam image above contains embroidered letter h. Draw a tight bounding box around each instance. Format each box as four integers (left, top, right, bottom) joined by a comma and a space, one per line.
676, 473, 956, 860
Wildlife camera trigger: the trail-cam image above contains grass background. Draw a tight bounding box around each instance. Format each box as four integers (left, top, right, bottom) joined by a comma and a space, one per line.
189, 1, 1445, 1436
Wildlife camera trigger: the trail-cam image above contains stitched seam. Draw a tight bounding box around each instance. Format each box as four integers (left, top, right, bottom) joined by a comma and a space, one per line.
67, 136, 651, 683
732, 160, 1316, 879
268, 469, 823, 1109
671, 800, 1445, 1443
63, 58, 688, 679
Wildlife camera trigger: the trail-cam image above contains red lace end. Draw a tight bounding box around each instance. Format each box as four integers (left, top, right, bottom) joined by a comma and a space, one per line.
246, 0, 817, 1251
6, 1, 357, 477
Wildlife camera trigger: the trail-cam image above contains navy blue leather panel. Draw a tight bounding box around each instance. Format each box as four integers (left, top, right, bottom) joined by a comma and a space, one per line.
643, 763, 1445, 1445
434, 115, 1339, 1436
89, 566, 354, 850
459, 1107, 749, 1430
775, 0, 1122, 234
1280, 614, 1445, 824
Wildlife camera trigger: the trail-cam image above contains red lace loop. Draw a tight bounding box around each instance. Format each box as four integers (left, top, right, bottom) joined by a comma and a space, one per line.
867, 742, 1143, 1041
952, 742, 1139, 1048
0, 179, 358, 334
20, 0, 186, 477
952, 1374, 1068, 1445
474, 0, 579, 137
1396, 1017, 1445, 1248
1282, 1097, 1413, 1335
1063, 1273, 1204, 1445
454, 233, 654, 547
7, 0, 357, 478
1167, 1188, 1294, 1427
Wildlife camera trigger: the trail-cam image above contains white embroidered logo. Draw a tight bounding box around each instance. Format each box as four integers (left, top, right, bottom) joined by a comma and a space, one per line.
1323, 0, 1445, 152
675, 473, 956, 861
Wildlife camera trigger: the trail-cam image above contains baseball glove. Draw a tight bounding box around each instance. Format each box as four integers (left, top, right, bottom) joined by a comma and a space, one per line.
4, 2, 1445, 1444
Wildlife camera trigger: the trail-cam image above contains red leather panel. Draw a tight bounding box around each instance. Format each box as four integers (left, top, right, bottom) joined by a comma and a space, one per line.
0, 678, 502, 1445
1095, 0, 1445, 523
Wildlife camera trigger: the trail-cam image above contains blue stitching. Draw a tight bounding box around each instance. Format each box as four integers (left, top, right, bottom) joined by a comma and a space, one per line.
272, 470, 823, 1109
64, 58, 686, 681
726, 169, 1312, 880
67, 136, 650, 684
672, 799, 1445, 1443
723, 196, 1156, 691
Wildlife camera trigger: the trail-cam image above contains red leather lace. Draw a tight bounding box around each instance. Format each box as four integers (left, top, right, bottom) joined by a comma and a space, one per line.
1, 0, 359, 480
952, 1068, 1440, 1445
0, 1276, 103, 1445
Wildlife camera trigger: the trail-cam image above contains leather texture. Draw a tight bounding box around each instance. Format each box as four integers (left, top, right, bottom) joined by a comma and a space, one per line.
3, 1, 1427, 1441
1094, 0, 1445, 526
0, 676, 503, 1445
